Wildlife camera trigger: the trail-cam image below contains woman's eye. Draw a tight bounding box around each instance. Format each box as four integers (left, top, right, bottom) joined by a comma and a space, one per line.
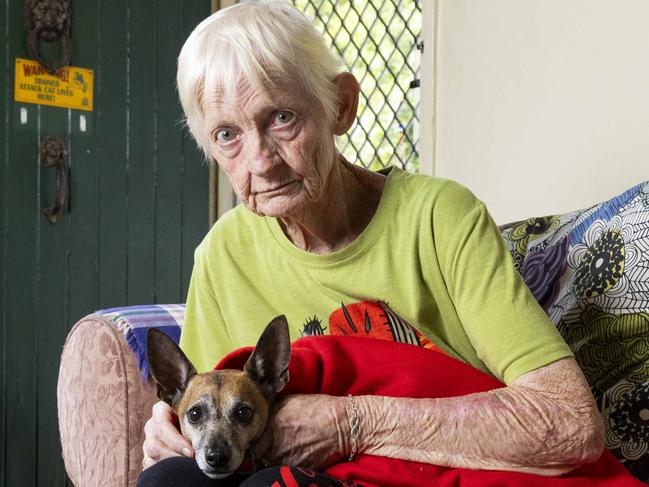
273, 111, 294, 125
215, 128, 235, 143
188, 407, 202, 424
236, 406, 253, 424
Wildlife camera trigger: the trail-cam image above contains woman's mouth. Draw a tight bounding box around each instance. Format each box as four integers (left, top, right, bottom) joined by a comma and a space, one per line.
255, 180, 298, 194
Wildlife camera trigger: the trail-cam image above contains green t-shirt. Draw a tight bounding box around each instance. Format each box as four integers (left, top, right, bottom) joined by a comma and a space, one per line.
180, 167, 572, 383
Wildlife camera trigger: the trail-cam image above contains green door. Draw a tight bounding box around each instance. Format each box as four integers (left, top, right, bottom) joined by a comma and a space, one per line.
0, 0, 211, 485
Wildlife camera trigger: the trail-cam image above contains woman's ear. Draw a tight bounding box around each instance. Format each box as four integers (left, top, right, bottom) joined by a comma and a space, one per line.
333, 72, 360, 136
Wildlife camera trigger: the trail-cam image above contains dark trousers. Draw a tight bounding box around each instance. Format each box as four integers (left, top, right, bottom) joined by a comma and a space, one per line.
137, 456, 359, 487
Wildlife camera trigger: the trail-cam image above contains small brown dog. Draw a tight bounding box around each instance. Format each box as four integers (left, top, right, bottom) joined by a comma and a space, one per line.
147, 315, 291, 478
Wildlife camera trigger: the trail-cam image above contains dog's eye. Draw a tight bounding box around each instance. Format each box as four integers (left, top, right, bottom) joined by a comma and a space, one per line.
236, 406, 253, 424
187, 407, 202, 424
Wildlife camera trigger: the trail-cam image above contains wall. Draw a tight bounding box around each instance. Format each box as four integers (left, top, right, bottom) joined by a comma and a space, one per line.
434, 0, 649, 224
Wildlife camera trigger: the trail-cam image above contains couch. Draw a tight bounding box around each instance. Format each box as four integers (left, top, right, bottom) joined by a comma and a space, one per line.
57, 181, 649, 486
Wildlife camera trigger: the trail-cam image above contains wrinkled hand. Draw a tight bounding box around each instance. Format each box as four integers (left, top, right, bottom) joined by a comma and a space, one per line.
142, 401, 194, 470
253, 394, 351, 470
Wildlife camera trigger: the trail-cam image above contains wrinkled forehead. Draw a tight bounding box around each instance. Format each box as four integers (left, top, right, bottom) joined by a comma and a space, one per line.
202, 72, 310, 114
200, 79, 317, 130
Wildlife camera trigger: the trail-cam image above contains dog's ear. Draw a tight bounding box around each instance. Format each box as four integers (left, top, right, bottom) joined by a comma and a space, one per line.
244, 315, 291, 399
147, 328, 197, 409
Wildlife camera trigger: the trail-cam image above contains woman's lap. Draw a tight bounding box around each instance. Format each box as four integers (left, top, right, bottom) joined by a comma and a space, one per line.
136, 457, 245, 487
136, 457, 359, 487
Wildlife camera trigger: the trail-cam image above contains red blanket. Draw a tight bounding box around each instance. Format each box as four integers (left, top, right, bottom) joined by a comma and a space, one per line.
216, 336, 644, 487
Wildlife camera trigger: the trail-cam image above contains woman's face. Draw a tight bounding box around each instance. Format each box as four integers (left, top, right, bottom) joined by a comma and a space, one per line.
203, 81, 337, 218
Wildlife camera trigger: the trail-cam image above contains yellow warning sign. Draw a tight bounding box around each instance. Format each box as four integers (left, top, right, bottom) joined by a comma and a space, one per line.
14, 58, 94, 111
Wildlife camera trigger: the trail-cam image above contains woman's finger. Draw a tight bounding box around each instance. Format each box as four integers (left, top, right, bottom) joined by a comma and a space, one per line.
142, 454, 156, 470
143, 437, 184, 463
151, 400, 175, 421
156, 416, 194, 457
143, 400, 194, 464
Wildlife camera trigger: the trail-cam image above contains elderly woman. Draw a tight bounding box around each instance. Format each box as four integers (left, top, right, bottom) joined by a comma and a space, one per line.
139, 1, 604, 486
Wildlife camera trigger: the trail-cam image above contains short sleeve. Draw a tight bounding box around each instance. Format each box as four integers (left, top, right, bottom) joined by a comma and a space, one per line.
438, 202, 573, 384
179, 246, 234, 373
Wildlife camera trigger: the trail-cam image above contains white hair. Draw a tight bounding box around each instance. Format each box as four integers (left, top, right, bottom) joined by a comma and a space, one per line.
176, 0, 346, 157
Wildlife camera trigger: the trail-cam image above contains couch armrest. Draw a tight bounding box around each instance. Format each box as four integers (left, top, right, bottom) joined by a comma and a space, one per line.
58, 314, 158, 487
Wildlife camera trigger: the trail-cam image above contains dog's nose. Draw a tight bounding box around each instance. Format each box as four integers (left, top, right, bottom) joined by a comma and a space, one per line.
205, 448, 230, 468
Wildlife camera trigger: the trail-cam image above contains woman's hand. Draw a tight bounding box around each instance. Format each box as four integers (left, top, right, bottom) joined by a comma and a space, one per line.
255, 394, 351, 470
142, 400, 194, 469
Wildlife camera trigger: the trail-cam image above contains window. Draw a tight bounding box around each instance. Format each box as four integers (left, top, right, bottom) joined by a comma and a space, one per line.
294, 0, 422, 172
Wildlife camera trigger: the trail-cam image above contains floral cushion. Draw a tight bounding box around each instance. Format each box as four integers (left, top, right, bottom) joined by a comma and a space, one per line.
501, 181, 649, 482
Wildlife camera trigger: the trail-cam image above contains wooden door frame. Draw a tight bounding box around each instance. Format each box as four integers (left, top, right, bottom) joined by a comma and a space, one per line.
419, 0, 438, 176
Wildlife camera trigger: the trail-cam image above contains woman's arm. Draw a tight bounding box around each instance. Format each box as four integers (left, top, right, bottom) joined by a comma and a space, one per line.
262, 357, 604, 476
357, 357, 604, 475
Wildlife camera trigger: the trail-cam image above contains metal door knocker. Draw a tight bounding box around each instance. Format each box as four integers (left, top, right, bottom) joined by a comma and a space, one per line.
26, 0, 72, 74
41, 135, 68, 224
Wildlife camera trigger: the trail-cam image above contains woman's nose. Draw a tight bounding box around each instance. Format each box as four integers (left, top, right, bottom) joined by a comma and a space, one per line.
247, 132, 280, 176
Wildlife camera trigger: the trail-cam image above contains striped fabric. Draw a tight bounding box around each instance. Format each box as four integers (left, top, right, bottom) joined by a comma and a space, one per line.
96, 304, 184, 382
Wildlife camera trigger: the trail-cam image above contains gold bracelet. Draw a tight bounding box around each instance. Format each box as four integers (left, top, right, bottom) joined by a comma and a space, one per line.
347, 394, 360, 461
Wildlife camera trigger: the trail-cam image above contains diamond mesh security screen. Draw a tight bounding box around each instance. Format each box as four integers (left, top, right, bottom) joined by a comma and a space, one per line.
294, 0, 422, 172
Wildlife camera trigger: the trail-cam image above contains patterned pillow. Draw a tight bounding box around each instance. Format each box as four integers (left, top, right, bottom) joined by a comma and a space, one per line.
500, 181, 649, 482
